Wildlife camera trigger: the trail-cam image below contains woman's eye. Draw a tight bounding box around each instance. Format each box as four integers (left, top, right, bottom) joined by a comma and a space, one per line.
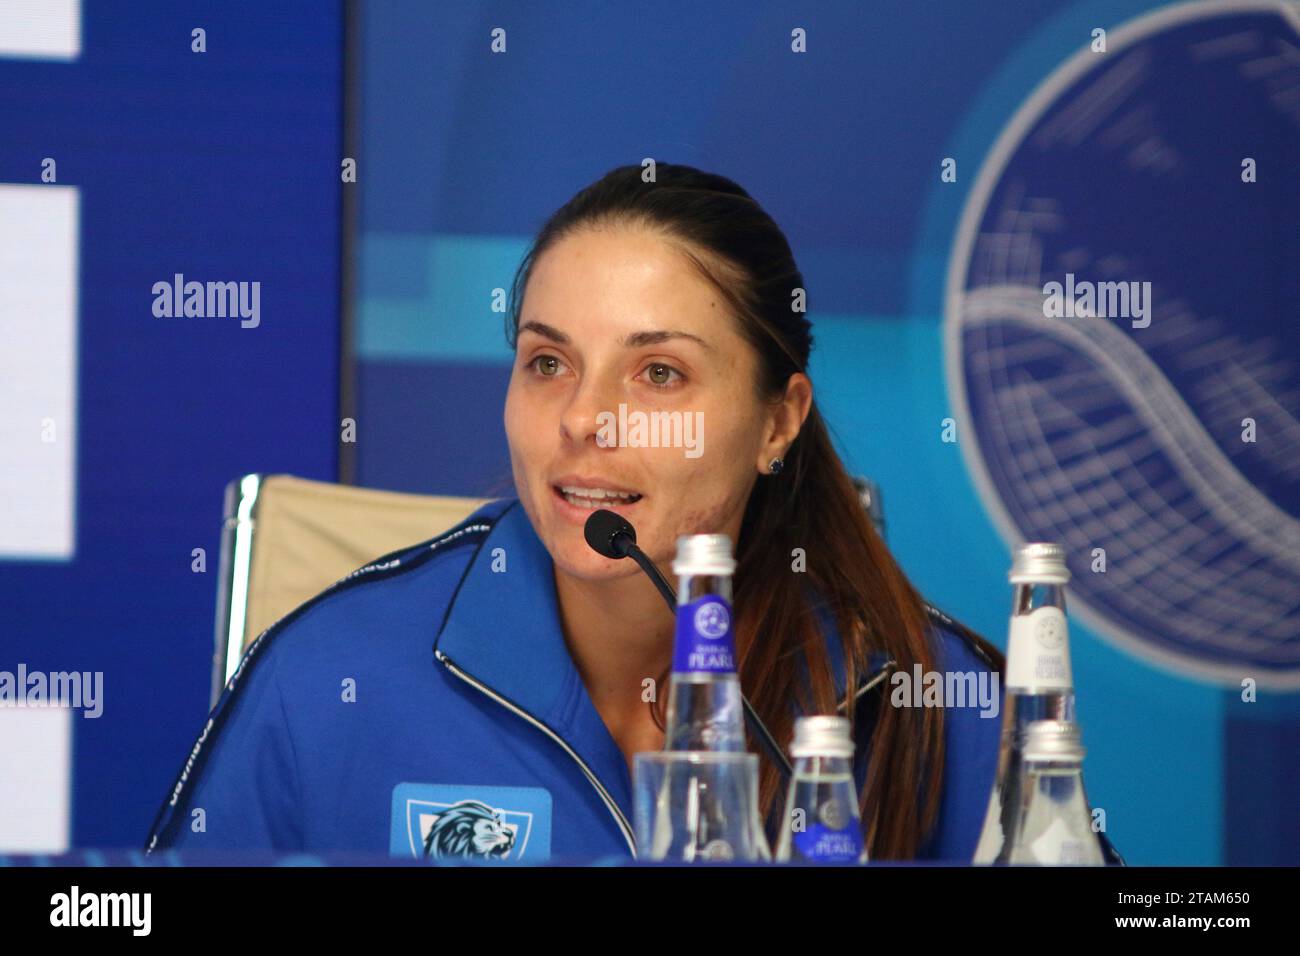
642, 363, 684, 387
528, 355, 565, 377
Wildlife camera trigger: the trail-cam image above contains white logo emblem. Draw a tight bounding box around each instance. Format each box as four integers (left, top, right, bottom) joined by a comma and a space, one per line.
694, 601, 730, 639
1035, 615, 1064, 649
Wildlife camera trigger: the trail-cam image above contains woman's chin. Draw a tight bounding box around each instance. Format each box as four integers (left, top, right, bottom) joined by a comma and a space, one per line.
551, 547, 643, 584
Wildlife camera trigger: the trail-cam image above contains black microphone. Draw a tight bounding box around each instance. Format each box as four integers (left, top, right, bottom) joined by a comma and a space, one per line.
582, 507, 635, 557
582, 509, 793, 784
584, 509, 677, 610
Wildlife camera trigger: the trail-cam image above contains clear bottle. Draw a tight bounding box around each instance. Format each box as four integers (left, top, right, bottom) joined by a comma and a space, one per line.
643, 534, 767, 862
663, 534, 745, 751
776, 716, 867, 864
973, 543, 1077, 864
1005, 720, 1104, 865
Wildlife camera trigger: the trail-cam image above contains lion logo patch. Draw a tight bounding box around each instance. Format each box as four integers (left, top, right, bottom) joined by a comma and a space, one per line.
390, 783, 551, 861
422, 799, 516, 859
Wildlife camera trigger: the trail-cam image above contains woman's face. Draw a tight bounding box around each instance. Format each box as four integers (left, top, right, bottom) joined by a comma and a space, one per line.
504, 225, 786, 581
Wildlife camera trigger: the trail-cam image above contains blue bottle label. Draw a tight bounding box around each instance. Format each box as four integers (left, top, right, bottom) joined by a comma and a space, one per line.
672, 595, 736, 673
792, 823, 864, 863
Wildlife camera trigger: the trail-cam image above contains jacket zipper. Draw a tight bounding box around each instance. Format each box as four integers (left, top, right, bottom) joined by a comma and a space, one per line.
435, 648, 638, 856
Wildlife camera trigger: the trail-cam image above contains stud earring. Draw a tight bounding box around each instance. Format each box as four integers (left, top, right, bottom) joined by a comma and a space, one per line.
768, 457, 784, 475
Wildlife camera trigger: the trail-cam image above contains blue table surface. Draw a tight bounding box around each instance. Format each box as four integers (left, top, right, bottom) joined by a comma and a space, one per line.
1, 849, 961, 867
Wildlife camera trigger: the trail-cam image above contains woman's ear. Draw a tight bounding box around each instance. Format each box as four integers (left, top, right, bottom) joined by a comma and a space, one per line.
756, 373, 813, 473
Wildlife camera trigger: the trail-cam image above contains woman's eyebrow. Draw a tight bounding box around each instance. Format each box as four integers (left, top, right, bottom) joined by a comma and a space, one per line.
519, 320, 712, 352
518, 320, 569, 344
622, 329, 713, 351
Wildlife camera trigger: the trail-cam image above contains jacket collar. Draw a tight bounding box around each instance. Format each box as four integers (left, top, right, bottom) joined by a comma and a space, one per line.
434, 499, 575, 726
433, 499, 638, 816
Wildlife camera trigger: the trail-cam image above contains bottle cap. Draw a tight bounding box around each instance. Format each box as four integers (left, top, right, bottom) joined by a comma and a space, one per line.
790, 715, 855, 758
1009, 543, 1071, 584
1022, 720, 1085, 762
672, 534, 736, 576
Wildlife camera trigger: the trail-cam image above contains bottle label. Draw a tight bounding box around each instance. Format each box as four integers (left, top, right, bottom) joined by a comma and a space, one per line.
793, 799, 864, 862
1006, 606, 1073, 691
672, 595, 736, 673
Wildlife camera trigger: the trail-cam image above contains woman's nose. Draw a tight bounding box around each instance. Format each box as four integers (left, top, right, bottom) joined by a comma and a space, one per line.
559, 372, 620, 447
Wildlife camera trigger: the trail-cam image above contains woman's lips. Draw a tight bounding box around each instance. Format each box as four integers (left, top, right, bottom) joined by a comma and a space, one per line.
551, 483, 644, 520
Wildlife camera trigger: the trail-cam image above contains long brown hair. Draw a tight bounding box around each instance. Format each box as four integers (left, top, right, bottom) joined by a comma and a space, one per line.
507, 163, 953, 858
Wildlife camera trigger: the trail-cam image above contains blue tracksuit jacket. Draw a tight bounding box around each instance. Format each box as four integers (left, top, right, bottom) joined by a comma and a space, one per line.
144, 496, 1120, 864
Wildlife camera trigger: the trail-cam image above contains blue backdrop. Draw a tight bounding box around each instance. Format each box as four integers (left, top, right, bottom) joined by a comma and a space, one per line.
0, 2, 343, 848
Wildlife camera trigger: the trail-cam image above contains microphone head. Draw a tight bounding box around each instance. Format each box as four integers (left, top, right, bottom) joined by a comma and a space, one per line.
584, 509, 636, 559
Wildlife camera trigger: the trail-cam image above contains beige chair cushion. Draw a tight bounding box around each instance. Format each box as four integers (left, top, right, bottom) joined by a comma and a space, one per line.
243, 475, 490, 649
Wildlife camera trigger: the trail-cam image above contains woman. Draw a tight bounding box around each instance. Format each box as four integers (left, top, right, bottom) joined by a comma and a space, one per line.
146, 163, 1013, 863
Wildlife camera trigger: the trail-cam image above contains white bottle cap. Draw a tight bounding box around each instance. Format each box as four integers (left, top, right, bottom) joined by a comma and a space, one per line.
1022, 720, 1085, 762
790, 715, 855, 758
1009, 543, 1071, 584
672, 534, 736, 576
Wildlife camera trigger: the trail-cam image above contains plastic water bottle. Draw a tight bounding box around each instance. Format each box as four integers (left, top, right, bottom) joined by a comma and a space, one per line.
974, 543, 1090, 864
776, 716, 867, 864
663, 534, 745, 751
